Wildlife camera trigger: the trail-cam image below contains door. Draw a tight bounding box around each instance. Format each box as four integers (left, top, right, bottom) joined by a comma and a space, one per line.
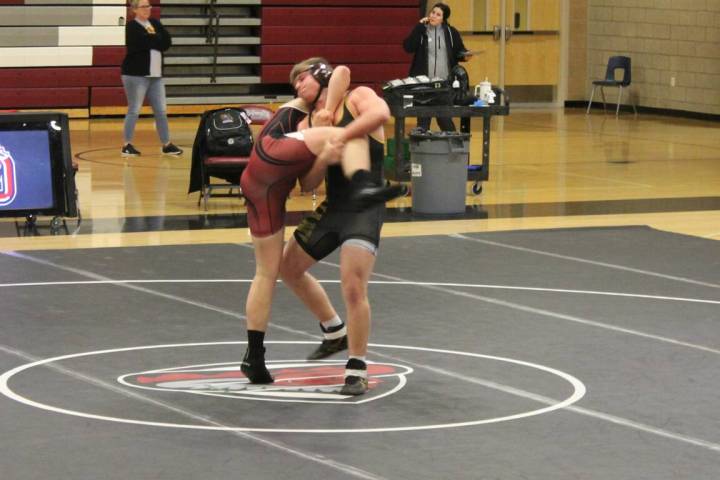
446, 0, 562, 103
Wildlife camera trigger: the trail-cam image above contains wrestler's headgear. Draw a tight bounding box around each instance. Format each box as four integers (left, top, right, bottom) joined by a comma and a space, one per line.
305, 62, 333, 125
307, 62, 333, 88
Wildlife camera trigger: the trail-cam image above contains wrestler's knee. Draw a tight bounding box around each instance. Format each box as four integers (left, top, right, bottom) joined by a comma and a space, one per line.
341, 277, 368, 307
278, 258, 302, 285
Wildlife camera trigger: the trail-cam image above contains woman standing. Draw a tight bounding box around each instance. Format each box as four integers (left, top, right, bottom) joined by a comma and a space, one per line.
120, 0, 182, 157
402, 2, 469, 132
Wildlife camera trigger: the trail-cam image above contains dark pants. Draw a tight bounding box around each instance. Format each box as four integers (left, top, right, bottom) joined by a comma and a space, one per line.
417, 116, 456, 132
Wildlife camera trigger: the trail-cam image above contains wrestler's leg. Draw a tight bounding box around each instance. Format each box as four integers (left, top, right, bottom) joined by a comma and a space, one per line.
340, 137, 370, 179
243, 228, 284, 383
301, 126, 369, 178
246, 229, 284, 331
302, 126, 404, 209
340, 243, 375, 359
280, 237, 337, 324
338, 243, 376, 395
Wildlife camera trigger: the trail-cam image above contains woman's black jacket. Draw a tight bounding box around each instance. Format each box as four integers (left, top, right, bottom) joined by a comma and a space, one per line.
402, 22, 467, 78
121, 18, 172, 76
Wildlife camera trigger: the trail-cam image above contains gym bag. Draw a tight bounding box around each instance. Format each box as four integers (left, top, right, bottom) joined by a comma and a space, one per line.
382, 76, 454, 108
204, 108, 253, 156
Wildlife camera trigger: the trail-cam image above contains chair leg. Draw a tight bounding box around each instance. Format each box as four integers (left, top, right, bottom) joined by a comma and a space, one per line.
586, 85, 597, 114
600, 87, 607, 113
616, 86, 623, 116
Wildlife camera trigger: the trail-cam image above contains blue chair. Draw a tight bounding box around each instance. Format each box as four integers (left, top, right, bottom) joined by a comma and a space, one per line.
586, 56, 637, 116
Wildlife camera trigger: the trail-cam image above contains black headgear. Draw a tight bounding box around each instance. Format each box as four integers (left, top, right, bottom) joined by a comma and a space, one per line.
305, 62, 333, 127
308, 62, 333, 88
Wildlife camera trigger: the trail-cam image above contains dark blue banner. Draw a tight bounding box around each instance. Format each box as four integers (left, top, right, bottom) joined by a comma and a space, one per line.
0, 130, 54, 211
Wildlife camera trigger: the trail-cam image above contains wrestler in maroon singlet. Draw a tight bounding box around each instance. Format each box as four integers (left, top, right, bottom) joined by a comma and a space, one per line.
240, 104, 315, 237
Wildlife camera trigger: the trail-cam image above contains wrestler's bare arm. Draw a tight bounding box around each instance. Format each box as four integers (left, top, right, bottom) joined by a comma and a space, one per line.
337, 86, 390, 142
298, 66, 352, 190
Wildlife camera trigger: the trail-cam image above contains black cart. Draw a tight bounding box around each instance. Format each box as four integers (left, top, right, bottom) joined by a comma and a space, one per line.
387, 103, 509, 195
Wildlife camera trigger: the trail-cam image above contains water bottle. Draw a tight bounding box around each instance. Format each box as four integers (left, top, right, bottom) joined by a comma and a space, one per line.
474, 78, 492, 102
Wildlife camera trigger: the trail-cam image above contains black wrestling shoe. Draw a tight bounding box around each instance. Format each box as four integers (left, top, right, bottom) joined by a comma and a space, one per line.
307, 335, 348, 360
339, 358, 368, 396
350, 182, 406, 210
240, 348, 274, 384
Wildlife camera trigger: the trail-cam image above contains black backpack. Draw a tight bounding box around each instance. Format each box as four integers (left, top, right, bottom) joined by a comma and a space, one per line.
204, 108, 253, 156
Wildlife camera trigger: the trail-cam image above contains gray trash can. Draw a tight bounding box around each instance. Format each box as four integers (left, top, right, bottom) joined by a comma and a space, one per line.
409, 131, 470, 214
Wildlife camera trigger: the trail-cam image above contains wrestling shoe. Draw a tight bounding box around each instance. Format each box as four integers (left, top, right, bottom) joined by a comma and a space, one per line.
307, 322, 348, 360
350, 182, 406, 210
339, 358, 368, 396
121, 143, 141, 156
348, 170, 406, 210
240, 348, 274, 384
307, 335, 348, 360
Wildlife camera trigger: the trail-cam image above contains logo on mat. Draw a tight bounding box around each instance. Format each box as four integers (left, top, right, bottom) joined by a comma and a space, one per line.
118, 361, 413, 404
0, 145, 17, 206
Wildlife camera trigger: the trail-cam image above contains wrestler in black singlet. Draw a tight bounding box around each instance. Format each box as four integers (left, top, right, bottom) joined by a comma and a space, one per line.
294, 99, 386, 260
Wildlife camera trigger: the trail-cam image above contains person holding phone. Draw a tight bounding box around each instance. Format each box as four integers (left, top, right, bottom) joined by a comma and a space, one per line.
402, 2, 470, 132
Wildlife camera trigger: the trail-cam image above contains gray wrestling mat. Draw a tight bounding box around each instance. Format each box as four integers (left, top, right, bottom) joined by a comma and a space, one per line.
1, 226, 719, 479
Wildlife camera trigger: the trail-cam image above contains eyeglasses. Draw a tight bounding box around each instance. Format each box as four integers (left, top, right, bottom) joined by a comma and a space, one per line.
136, 4, 152, 9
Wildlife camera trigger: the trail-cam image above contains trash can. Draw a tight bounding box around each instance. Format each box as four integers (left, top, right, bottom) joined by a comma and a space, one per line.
409, 131, 470, 214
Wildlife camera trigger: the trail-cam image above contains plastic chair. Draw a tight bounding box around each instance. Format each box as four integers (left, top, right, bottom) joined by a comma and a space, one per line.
586, 56, 637, 116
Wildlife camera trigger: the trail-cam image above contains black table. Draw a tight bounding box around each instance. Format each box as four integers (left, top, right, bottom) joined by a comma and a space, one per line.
388, 103, 509, 194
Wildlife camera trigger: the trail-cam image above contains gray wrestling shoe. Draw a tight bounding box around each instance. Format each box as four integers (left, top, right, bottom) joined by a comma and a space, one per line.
339, 358, 368, 396
340, 375, 368, 396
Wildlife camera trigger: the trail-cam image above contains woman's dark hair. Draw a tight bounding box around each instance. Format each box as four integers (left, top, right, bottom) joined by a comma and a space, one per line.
431, 2, 451, 23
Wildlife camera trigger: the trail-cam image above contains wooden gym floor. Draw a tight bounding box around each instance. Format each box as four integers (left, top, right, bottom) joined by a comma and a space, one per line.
1, 107, 719, 250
